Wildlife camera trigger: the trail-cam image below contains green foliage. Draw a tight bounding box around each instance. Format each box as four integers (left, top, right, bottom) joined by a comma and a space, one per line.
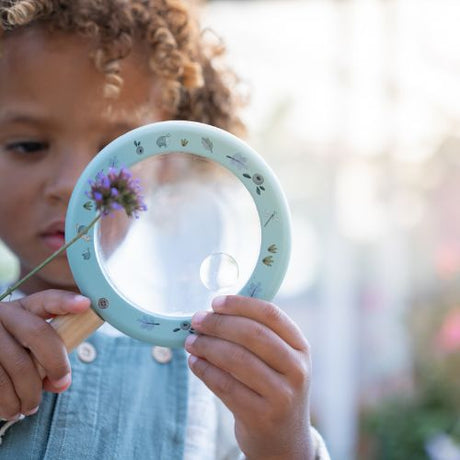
361, 303, 460, 459
0, 241, 18, 283
363, 379, 460, 459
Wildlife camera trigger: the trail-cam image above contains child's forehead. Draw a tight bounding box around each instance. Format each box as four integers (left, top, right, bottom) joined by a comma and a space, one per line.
4, 25, 150, 71
0, 26, 164, 127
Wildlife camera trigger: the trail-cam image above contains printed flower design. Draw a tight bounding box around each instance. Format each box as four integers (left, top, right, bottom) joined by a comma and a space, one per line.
173, 321, 195, 333
87, 167, 147, 218
243, 172, 266, 195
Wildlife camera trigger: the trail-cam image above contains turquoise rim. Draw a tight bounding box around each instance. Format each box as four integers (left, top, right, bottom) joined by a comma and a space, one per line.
65, 121, 291, 347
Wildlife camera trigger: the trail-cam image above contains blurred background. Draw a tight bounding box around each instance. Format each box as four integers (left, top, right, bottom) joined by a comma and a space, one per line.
1, 0, 460, 458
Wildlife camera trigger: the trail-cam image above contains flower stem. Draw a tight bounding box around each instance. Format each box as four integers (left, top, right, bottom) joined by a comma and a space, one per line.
0, 214, 101, 302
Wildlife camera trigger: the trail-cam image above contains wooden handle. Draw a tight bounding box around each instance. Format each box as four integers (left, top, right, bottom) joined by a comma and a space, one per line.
50, 308, 105, 352
36, 309, 104, 380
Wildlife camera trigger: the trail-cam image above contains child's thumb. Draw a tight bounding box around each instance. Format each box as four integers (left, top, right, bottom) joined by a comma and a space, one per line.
14, 289, 91, 319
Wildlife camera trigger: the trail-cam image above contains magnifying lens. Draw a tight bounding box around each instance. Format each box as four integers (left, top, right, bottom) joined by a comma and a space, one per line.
56, 121, 291, 348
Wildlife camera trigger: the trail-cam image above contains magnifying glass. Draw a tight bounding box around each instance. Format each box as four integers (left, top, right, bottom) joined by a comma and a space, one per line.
53, 121, 291, 349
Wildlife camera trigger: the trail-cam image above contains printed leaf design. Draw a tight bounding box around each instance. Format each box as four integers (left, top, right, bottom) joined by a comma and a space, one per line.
226, 153, 248, 170
263, 211, 279, 228
268, 244, 278, 254
181, 138, 189, 147
83, 201, 94, 211
109, 156, 120, 168
248, 281, 262, 297
263, 255, 274, 267
138, 315, 161, 330
201, 137, 214, 153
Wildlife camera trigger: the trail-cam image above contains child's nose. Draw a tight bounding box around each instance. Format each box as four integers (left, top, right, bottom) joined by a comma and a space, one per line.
45, 149, 93, 204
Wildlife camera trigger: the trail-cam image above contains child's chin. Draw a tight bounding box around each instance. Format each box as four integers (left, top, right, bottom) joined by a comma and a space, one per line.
40, 264, 77, 290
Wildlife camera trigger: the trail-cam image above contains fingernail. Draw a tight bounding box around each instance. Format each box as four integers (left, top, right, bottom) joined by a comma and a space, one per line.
212, 295, 227, 310
192, 311, 208, 327
73, 294, 89, 303
52, 372, 71, 389
184, 334, 197, 351
24, 406, 39, 416
7, 413, 23, 422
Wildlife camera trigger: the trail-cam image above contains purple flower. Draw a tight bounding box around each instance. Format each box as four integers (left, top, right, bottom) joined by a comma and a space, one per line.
87, 167, 147, 218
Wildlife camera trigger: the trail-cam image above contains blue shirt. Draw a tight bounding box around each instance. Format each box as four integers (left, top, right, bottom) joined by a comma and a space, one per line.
0, 331, 190, 459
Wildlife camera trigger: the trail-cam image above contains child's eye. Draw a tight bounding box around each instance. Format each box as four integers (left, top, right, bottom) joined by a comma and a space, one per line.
5, 141, 49, 154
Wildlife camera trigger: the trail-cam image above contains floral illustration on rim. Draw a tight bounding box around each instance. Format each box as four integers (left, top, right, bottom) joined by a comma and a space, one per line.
243, 172, 266, 195
173, 321, 195, 334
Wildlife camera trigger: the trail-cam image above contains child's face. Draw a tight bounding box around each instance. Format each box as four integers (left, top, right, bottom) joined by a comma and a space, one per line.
0, 27, 164, 293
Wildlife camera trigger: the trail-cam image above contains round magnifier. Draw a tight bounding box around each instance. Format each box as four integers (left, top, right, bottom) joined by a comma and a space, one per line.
65, 121, 291, 348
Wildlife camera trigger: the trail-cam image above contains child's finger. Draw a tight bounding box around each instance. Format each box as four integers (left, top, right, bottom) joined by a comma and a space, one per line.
0, 365, 22, 421
185, 334, 284, 398
14, 290, 90, 319
191, 311, 303, 377
187, 354, 265, 421
0, 305, 72, 389
210, 295, 309, 351
0, 323, 42, 415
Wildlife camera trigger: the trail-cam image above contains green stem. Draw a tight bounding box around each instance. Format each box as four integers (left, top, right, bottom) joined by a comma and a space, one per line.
0, 214, 101, 302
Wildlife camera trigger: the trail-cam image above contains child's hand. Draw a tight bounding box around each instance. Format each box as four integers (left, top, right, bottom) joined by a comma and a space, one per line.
0, 290, 90, 420
185, 295, 315, 460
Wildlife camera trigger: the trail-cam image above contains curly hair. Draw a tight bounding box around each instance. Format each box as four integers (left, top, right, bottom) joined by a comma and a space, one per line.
0, 0, 245, 135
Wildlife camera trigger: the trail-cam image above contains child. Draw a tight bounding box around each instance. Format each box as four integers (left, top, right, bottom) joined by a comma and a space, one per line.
0, 0, 330, 458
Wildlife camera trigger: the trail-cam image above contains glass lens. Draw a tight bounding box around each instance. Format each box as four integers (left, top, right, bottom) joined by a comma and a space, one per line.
95, 153, 261, 316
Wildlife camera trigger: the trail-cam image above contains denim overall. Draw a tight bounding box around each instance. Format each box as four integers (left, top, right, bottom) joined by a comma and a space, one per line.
0, 331, 189, 460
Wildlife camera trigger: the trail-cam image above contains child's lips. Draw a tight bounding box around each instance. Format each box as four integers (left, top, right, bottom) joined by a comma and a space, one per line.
41, 231, 66, 252
40, 221, 66, 252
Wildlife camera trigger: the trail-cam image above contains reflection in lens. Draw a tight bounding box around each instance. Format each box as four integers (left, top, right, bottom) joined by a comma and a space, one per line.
200, 252, 239, 291
95, 153, 261, 316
